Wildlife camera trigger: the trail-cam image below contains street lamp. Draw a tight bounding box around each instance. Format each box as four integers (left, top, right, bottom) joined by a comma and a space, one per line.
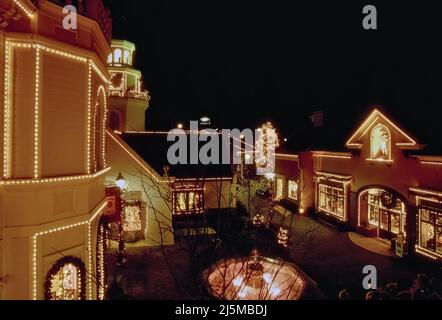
115, 172, 127, 191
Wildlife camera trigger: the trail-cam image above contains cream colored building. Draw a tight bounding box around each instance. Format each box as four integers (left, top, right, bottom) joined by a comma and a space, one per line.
0, 0, 111, 299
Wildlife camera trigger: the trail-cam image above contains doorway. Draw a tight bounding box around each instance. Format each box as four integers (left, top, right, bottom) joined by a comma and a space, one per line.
359, 188, 407, 240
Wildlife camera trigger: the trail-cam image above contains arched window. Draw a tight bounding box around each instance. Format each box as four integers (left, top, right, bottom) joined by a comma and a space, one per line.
45, 256, 86, 300
109, 112, 120, 131
114, 48, 122, 63
123, 50, 130, 65
370, 124, 391, 160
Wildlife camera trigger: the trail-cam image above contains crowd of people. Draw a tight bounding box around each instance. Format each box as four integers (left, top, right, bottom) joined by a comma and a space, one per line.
339, 273, 441, 300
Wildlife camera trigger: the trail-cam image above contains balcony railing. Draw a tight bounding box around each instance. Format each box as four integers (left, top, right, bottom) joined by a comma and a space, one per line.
108, 89, 150, 102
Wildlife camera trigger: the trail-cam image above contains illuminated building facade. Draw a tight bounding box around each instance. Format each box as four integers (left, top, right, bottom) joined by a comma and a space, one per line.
275, 108, 442, 262
0, 0, 111, 299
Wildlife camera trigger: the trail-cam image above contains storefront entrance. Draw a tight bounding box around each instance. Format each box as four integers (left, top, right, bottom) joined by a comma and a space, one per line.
359, 188, 407, 240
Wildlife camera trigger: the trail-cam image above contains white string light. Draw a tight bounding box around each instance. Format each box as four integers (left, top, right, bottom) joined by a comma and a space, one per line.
0, 167, 110, 185
3, 41, 11, 178
87, 62, 92, 174
13, 0, 35, 17
98, 86, 108, 168
3, 40, 110, 180
34, 45, 41, 178
32, 201, 107, 300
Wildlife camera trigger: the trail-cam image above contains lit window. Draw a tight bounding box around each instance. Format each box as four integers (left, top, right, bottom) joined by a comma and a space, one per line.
123, 50, 130, 64
318, 183, 345, 220
419, 205, 442, 255
275, 178, 283, 200
114, 48, 122, 63
366, 189, 406, 237
173, 191, 204, 214
123, 203, 142, 232
107, 53, 112, 64
370, 124, 391, 160
288, 180, 298, 201
45, 257, 85, 300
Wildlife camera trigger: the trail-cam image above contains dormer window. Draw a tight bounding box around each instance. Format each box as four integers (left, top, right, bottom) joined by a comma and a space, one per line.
370, 124, 391, 161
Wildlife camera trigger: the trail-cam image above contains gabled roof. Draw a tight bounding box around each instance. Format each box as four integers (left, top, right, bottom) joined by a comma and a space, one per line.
276, 106, 441, 155
346, 108, 421, 150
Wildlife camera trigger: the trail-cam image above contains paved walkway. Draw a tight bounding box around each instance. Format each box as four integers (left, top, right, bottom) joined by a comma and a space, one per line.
348, 232, 396, 258
285, 214, 438, 299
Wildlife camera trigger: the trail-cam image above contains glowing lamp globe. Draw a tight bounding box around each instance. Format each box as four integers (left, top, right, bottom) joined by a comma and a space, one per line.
200, 116, 211, 125
115, 172, 127, 190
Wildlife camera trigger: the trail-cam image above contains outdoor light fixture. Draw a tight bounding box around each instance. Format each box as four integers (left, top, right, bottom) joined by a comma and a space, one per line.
200, 116, 211, 125
299, 208, 305, 214
177, 123, 183, 129
115, 172, 127, 190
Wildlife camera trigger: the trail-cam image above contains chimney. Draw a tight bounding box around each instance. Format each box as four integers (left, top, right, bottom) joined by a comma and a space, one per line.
310, 111, 324, 128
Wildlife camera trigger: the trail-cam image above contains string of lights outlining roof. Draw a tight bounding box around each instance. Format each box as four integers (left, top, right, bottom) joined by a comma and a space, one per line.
346, 108, 418, 149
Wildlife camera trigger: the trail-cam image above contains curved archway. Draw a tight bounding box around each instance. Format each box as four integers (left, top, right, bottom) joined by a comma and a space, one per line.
93, 86, 107, 171
45, 256, 86, 300
357, 185, 407, 240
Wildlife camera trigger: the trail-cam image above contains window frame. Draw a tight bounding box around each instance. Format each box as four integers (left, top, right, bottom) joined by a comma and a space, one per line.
287, 179, 299, 202
44, 256, 86, 300
370, 123, 392, 161
418, 204, 442, 255
317, 182, 346, 221
173, 190, 204, 215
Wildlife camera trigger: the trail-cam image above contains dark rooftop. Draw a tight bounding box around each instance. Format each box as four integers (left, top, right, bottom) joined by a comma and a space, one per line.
277, 106, 442, 155
121, 132, 234, 179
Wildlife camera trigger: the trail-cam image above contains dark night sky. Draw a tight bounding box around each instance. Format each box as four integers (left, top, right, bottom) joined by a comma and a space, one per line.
107, 0, 442, 147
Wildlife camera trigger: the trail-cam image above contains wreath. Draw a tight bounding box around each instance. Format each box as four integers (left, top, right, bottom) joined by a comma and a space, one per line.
380, 191, 397, 209
44, 256, 86, 300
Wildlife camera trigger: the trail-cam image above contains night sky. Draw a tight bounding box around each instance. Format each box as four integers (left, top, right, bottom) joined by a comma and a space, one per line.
107, 0, 442, 146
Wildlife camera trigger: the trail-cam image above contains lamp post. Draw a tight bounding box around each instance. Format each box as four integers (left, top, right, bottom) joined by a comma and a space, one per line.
115, 172, 127, 267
